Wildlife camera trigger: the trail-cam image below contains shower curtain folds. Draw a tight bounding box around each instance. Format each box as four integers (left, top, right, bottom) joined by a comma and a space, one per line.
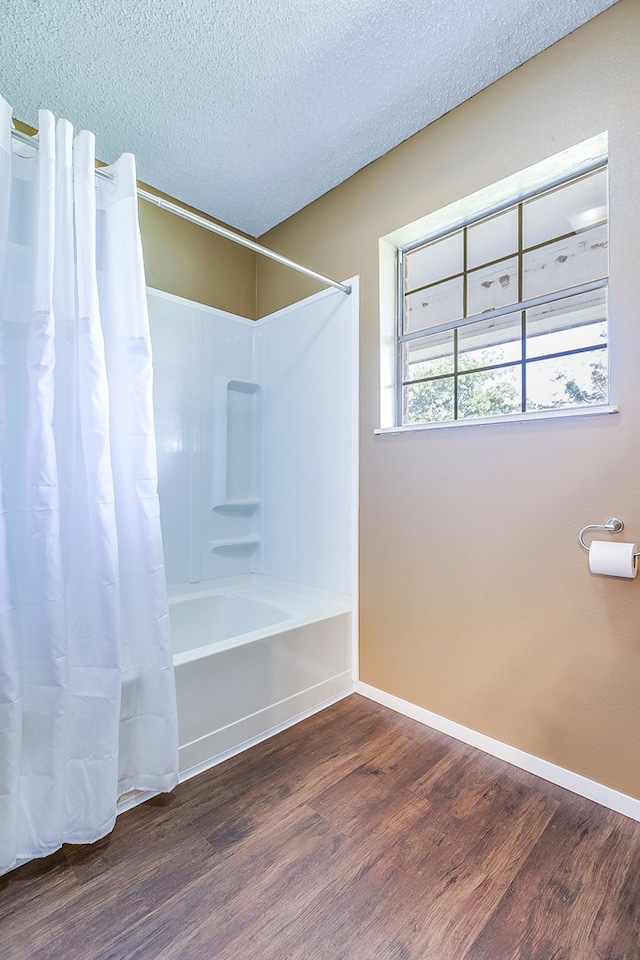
0, 96, 178, 875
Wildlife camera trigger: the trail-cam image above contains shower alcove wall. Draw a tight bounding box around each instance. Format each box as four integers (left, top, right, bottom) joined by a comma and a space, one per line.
148, 280, 359, 774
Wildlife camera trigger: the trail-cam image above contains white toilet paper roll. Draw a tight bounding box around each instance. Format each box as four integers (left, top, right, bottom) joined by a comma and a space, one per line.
588, 540, 638, 578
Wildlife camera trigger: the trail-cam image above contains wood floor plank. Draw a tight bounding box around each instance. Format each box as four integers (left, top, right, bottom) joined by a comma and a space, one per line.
212, 787, 440, 960
464, 797, 640, 960
1, 694, 638, 960
105, 804, 347, 960
588, 848, 640, 960
273, 769, 557, 960
2, 794, 219, 959
0, 846, 80, 955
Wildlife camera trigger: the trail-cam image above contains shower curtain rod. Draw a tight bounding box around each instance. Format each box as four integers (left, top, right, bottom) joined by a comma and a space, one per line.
10, 127, 352, 296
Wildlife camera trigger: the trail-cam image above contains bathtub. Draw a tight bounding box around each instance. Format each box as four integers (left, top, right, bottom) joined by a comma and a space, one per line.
168, 576, 353, 772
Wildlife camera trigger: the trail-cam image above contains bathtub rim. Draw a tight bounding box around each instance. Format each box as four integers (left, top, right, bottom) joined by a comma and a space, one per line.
168, 574, 351, 665
167, 572, 350, 605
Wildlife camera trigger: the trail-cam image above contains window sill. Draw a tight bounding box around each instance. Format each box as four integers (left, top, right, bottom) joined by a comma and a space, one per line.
374, 404, 619, 435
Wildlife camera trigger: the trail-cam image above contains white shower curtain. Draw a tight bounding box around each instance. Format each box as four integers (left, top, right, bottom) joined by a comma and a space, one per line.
0, 98, 178, 876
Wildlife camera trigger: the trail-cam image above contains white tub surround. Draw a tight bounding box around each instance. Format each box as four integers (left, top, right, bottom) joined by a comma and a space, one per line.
149, 281, 359, 774
148, 281, 359, 592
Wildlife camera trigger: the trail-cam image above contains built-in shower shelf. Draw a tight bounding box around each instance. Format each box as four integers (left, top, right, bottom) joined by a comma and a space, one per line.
210, 536, 262, 551
211, 377, 262, 508
212, 499, 261, 512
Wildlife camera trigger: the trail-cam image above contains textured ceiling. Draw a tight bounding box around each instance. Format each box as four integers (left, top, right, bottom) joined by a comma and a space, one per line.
0, 0, 620, 236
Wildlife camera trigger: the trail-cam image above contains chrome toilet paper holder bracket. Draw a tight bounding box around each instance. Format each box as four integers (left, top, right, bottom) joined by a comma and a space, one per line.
578, 517, 639, 555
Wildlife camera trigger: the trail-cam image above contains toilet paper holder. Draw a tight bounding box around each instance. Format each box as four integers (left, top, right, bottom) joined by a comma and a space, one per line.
578, 517, 640, 556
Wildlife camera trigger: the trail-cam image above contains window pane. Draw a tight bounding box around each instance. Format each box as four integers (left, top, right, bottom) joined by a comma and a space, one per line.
522, 223, 608, 301
467, 207, 518, 269
404, 276, 463, 334
458, 313, 522, 371
402, 332, 454, 382
458, 367, 521, 419
526, 288, 607, 359
404, 379, 454, 424
405, 231, 463, 292
523, 168, 608, 248
467, 256, 518, 317
526, 350, 607, 410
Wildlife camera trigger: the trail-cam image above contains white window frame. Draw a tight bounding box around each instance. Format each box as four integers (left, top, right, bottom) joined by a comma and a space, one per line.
377, 132, 618, 433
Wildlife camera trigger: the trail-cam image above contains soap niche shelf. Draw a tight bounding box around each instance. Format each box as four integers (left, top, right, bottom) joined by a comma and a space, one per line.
210, 377, 262, 568
212, 499, 261, 513
211, 536, 262, 551
211, 378, 261, 508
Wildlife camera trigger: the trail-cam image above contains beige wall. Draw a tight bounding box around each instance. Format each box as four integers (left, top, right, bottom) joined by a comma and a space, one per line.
139, 185, 256, 318
257, 0, 640, 799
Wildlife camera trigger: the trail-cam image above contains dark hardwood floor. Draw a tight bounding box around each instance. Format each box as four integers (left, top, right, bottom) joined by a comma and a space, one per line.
2, 694, 639, 959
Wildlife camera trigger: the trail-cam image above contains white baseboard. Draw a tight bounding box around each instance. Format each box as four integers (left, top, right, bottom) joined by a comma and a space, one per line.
356, 681, 640, 823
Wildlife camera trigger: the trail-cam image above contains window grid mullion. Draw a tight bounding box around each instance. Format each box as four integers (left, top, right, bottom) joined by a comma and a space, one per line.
402, 342, 606, 388
404, 225, 603, 299
400, 157, 607, 256
404, 223, 604, 299
457, 227, 469, 419
398, 277, 608, 347
518, 201, 526, 413
397, 248, 405, 427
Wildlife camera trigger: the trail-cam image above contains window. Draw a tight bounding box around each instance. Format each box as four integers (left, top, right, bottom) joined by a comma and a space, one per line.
391, 153, 609, 429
